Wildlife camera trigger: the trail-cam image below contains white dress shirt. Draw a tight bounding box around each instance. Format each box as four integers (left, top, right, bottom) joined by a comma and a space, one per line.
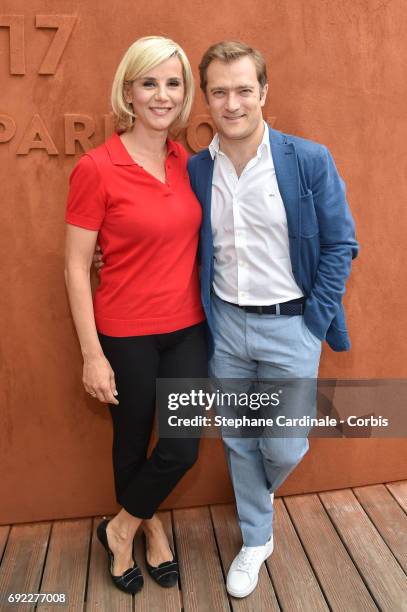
209, 121, 303, 305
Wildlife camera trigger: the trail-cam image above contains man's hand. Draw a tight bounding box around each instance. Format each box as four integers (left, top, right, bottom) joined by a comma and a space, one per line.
93, 244, 104, 274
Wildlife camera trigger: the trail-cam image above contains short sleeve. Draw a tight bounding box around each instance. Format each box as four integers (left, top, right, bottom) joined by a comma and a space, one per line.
65, 155, 106, 230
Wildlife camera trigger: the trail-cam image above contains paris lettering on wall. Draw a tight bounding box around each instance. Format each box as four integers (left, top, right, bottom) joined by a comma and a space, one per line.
0, 14, 275, 155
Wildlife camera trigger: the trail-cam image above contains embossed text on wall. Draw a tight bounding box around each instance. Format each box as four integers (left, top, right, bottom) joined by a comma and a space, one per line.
0, 14, 274, 155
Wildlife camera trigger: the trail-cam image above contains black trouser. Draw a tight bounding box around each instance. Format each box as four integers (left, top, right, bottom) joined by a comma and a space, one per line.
99, 322, 207, 518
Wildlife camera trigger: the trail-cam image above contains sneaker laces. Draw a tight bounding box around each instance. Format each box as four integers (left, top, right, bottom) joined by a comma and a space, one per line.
235, 546, 260, 573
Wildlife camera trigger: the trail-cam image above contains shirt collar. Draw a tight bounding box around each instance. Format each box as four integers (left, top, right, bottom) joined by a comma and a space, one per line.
166, 138, 179, 158
106, 132, 178, 166
208, 120, 271, 161
208, 132, 221, 160
259, 120, 271, 158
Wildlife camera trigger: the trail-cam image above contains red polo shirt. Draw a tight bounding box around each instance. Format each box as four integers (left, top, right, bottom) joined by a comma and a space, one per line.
66, 133, 204, 336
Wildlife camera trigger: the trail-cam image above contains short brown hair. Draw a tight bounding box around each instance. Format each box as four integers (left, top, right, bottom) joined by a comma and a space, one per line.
199, 41, 267, 94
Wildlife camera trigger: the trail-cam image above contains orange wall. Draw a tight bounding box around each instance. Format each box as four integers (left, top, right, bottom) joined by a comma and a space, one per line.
1, 0, 406, 524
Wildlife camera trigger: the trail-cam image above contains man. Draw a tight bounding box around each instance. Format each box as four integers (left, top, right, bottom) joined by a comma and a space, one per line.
187, 41, 358, 598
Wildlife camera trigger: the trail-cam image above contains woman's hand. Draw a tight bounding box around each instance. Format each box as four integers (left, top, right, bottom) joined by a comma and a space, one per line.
65, 225, 117, 405
83, 353, 119, 405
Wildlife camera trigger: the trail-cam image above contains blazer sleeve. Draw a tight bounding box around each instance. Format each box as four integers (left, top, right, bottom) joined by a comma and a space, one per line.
303, 145, 359, 340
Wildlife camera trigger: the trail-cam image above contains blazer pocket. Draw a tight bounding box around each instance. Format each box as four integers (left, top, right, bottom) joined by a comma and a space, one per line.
300, 190, 319, 238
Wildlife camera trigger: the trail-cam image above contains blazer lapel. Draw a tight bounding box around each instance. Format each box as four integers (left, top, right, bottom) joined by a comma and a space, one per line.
198, 152, 215, 268
269, 126, 301, 279
198, 151, 214, 216
198, 151, 214, 230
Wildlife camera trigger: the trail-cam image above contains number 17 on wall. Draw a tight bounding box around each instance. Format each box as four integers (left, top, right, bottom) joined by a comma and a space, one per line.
0, 14, 76, 75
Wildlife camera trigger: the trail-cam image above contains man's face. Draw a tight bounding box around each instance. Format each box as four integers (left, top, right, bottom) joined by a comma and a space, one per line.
205, 56, 268, 141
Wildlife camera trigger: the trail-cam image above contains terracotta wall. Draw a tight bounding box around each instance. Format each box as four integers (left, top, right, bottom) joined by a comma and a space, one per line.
1, 0, 406, 524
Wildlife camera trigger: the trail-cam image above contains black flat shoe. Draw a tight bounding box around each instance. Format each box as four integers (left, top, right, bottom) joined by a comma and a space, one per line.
97, 518, 144, 594
143, 532, 179, 588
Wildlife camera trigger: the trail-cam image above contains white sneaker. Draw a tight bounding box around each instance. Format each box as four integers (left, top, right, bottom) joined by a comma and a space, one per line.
226, 536, 274, 598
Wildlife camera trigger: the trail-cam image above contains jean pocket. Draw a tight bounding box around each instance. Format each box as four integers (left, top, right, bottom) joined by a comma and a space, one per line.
302, 319, 322, 346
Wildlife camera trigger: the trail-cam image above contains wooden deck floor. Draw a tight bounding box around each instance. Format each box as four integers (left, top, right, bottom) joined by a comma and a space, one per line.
0, 481, 406, 611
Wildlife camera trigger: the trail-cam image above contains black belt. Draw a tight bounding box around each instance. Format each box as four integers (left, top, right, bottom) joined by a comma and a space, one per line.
223, 296, 305, 315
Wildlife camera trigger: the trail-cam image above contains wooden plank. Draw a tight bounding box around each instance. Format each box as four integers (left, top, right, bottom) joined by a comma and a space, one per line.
37, 518, 92, 610
320, 489, 407, 611
353, 484, 407, 572
173, 506, 230, 612
210, 504, 279, 611
266, 498, 329, 611
134, 510, 181, 612
86, 517, 133, 612
285, 493, 377, 611
0, 526, 10, 559
0, 522, 51, 612
387, 481, 407, 514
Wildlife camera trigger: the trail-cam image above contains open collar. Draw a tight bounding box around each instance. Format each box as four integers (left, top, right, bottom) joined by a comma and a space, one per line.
105, 132, 179, 166
208, 120, 271, 162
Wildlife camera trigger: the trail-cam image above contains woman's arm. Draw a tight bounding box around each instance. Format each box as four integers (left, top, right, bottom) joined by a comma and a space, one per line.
64, 224, 119, 405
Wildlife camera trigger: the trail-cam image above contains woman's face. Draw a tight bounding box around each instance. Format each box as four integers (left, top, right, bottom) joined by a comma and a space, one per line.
125, 56, 185, 132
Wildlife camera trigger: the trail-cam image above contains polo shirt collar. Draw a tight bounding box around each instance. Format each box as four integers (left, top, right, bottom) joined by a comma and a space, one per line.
105, 132, 178, 166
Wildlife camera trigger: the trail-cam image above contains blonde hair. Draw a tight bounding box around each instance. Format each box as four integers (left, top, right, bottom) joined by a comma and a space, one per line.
199, 40, 267, 94
111, 36, 194, 132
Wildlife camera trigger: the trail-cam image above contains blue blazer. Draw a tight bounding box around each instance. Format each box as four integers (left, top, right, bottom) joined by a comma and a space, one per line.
187, 126, 359, 356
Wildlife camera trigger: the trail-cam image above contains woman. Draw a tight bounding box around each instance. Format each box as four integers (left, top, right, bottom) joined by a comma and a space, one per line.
64, 36, 207, 594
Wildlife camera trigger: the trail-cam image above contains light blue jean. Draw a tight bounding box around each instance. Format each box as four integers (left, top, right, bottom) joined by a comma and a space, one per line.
209, 294, 322, 546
